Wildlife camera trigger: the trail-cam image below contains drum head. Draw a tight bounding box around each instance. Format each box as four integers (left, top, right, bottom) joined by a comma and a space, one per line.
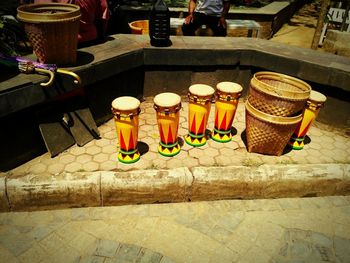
112, 96, 140, 110
189, 84, 215, 96
154, 92, 181, 107
217, 82, 243, 93
309, 90, 326, 103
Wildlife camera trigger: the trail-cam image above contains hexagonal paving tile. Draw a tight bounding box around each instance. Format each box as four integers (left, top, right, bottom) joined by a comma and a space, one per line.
166, 158, 184, 169
104, 131, 116, 140
98, 125, 112, 135
142, 152, 158, 161
86, 145, 102, 155
70, 146, 86, 156
93, 153, 109, 163
100, 160, 117, 171
95, 139, 110, 147
29, 163, 47, 174
151, 159, 167, 169
83, 162, 99, 172
181, 157, 199, 168
47, 163, 65, 174
203, 148, 220, 158
188, 148, 204, 159
219, 147, 235, 156
59, 154, 76, 164
198, 156, 216, 166
76, 154, 93, 164
308, 127, 324, 137
102, 145, 116, 154
65, 163, 83, 173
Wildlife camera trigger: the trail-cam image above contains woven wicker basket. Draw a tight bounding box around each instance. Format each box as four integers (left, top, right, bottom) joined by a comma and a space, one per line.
245, 100, 302, 156
17, 3, 81, 65
248, 72, 311, 117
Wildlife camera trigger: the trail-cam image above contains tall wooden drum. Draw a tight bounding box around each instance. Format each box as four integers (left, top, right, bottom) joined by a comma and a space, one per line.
154, 93, 182, 157
212, 82, 243, 143
111, 96, 141, 163
185, 84, 215, 147
288, 90, 327, 150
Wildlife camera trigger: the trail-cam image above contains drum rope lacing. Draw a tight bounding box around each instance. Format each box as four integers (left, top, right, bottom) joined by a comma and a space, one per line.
112, 108, 141, 119
188, 93, 215, 104
153, 104, 182, 115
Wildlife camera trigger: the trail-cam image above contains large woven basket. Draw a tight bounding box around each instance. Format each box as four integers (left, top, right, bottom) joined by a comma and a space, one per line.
17, 3, 81, 65
245, 100, 302, 156
248, 72, 311, 117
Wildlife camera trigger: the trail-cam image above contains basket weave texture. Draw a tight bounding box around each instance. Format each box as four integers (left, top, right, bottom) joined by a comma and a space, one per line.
248, 72, 311, 117
245, 101, 302, 156
17, 3, 81, 65
248, 85, 307, 117
24, 21, 79, 65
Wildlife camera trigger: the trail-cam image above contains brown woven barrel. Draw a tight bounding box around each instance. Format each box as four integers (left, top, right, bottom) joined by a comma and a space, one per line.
245, 100, 302, 156
248, 72, 311, 117
17, 3, 81, 65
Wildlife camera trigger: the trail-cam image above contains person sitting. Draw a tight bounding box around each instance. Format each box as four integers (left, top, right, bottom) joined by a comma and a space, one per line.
182, 0, 230, 37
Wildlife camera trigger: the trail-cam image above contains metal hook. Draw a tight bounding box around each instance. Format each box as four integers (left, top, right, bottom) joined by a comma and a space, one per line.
57, 69, 82, 85
35, 68, 55, 87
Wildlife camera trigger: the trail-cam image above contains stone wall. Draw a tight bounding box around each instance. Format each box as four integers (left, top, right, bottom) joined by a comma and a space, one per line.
323, 30, 350, 57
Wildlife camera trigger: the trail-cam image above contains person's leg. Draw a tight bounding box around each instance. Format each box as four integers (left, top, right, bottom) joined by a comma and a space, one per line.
182, 13, 203, 36
206, 15, 227, 37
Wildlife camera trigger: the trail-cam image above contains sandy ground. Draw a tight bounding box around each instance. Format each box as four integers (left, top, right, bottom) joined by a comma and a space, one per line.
270, 1, 320, 49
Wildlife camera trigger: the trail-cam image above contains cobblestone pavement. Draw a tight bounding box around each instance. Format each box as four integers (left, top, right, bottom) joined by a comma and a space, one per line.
0, 196, 349, 263
6, 97, 350, 177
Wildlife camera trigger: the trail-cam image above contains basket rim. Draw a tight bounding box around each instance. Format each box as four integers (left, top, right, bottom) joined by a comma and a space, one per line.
251, 71, 311, 100
245, 100, 302, 125
17, 3, 81, 23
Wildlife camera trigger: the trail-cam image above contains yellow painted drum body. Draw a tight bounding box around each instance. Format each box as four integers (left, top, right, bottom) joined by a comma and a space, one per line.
212, 82, 243, 143
112, 96, 141, 163
154, 93, 182, 157
185, 84, 215, 147
289, 90, 327, 150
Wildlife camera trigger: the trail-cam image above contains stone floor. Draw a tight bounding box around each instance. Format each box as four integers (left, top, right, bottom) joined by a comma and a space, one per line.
0, 196, 350, 263
7, 97, 350, 177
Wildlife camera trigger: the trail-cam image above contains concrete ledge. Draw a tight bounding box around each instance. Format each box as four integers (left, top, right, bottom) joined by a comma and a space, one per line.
2, 164, 349, 212
0, 175, 9, 212
1, 35, 350, 117
191, 164, 350, 201
101, 168, 193, 206
6, 172, 101, 211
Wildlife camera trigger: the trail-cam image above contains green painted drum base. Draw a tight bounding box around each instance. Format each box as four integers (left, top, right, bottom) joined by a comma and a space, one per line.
158, 143, 181, 157
118, 151, 140, 164
185, 134, 206, 147
288, 137, 305, 150
211, 130, 232, 143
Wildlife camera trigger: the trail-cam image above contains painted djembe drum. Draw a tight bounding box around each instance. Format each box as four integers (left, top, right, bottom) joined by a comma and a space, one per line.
288, 90, 327, 150
212, 82, 243, 143
111, 96, 141, 163
154, 93, 182, 157
185, 84, 215, 147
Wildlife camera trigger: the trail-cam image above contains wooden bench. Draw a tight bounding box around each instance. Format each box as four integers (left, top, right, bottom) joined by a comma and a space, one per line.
319, 7, 350, 45
170, 18, 261, 37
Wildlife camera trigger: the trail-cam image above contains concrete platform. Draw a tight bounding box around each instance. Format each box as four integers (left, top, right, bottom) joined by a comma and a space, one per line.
1, 98, 349, 211
1, 196, 350, 263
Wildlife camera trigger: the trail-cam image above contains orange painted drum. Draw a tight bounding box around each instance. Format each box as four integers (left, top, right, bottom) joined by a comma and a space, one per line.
289, 90, 327, 150
212, 82, 243, 143
185, 84, 215, 147
154, 93, 182, 157
111, 96, 141, 163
